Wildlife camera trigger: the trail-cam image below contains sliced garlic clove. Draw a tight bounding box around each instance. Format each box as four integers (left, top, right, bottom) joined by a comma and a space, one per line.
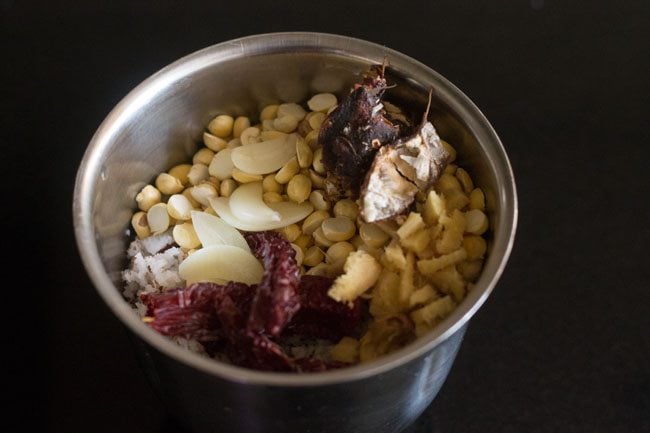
209, 196, 313, 231
230, 134, 297, 175
229, 182, 281, 223
208, 148, 234, 180
179, 244, 263, 285
190, 210, 250, 252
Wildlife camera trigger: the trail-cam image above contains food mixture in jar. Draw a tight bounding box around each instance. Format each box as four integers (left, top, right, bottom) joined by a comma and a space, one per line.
122, 65, 489, 372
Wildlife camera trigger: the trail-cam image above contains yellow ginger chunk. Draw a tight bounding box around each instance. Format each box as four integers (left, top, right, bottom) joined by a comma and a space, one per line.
422, 189, 446, 225
410, 296, 456, 326
328, 250, 382, 305
399, 251, 416, 307
409, 284, 439, 308
417, 248, 468, 276
330, 337, 359, 364
420, 225, 444, 260
381, 239, 407, 271
369, 269, 402, 317
400, 228, 431, 254
428, 266, 466, 302
359, 315, 415, 363
429, 222, 444, 242
435, 209, 466, 254
416, 244, 436, 260
396, 212, 425, 240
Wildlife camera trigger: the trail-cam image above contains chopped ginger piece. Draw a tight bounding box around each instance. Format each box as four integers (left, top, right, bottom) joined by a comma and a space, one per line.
417, 248, 467, 276
396, 212, 425, 240
381, 239, 407, 271
422, 189, 446, 225
399, 251, 416, 307
410, 296, 456, 325
328, 250, 382, 305
369, 269, 402, 317
400, 228, 431, 253
416, 244, 436, 260
435, 209, 466, 254
429, 223, 444, 242
428, 266, 466, 301
359, 315, 414, 362
409, 284, 439, 308
330, 337, 359, 364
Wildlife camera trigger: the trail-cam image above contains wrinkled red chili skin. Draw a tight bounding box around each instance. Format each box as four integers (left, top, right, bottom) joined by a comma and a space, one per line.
141, 232, 359, 372
141, 282, 253, 343
244, 231, 301, 338
285, 275, 362, 341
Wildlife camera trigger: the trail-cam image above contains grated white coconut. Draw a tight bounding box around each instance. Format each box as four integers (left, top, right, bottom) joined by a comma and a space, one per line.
122, 233, 210, 355
122, 230, 186, 302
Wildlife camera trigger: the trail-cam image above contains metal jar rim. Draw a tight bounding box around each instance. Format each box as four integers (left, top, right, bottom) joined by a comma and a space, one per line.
73, 32, 518, 387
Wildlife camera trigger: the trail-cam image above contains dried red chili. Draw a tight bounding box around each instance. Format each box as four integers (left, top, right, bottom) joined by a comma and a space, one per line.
141, 232, 359, 372
244, 231, 301, 337
141, 282, 253, 343
286, 275, 363, 342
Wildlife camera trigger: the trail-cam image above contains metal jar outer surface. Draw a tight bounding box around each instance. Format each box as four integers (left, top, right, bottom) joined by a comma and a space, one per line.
73, 32, 517, 433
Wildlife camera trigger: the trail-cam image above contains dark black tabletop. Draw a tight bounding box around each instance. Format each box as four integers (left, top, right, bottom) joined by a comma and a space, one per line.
4, 1, 649, 432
